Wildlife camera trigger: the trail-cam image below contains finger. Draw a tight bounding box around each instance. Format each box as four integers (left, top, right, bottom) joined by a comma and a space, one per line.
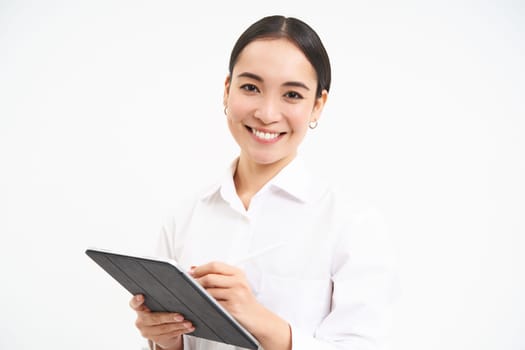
130, 294, 149, 312
204, 287, 231, 301
197, 273, 235, 289
141, 320, 195, 338
137, 312, 187, 327
205, 282, 253, 300
191, 261, 239, 278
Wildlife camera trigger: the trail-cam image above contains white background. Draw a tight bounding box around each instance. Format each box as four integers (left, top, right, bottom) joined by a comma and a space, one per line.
1, 1, 524, 349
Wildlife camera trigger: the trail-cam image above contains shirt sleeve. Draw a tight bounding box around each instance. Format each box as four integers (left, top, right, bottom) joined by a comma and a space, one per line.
291, 206, 400, 350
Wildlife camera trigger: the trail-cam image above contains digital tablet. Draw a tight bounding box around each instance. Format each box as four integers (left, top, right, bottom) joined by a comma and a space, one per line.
85, 247, 259, 350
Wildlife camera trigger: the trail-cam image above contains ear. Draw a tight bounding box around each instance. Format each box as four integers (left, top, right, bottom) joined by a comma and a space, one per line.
310, 89, 328, 124
223, 75, 231, 108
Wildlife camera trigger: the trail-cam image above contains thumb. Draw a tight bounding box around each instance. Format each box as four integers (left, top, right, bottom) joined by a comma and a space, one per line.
129, 294, 149, 312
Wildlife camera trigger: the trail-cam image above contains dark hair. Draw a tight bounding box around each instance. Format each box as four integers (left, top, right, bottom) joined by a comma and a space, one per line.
228, 15, 331, 98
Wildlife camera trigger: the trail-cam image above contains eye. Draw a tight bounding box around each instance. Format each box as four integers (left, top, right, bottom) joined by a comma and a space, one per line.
284, 91, 304, 99
240, 84, 259, 93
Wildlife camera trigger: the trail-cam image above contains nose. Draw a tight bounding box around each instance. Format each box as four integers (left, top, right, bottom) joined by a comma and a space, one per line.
254, 96, 281, 124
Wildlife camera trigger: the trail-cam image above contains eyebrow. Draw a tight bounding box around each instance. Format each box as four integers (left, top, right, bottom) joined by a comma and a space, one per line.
237, 72, 311, 91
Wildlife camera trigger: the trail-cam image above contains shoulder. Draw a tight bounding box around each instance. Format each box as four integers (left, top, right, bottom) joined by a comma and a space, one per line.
157, 180, 222, 258
163, 181, 219, 228
319, 179, 394, 252
317, 178, 384, 225
164, 160, 231, 224
301, 155, 381, 218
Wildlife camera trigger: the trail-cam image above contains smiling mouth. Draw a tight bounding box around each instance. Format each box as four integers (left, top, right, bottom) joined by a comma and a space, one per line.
247, 126, 284, 141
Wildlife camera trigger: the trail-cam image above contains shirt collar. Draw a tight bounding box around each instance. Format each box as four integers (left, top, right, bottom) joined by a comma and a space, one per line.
198, 154, 324, 204
199, 158, 238, 201
268, 154, 316, 203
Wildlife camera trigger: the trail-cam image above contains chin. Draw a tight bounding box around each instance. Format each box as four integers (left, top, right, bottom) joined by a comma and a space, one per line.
251, 156, 277, 165
250, 152, 293, 167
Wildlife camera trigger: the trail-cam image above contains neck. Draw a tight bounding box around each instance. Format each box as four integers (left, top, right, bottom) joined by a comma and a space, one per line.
234, 153, 295, 209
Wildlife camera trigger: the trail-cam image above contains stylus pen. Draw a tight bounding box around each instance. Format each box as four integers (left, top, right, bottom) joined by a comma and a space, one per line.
233, 242, 286, 265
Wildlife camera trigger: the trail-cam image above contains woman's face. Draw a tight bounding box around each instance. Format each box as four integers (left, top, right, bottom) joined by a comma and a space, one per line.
224, 38, 327, 168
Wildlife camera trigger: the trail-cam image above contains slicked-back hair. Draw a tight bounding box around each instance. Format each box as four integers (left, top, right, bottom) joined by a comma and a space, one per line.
228, 15, 331, 98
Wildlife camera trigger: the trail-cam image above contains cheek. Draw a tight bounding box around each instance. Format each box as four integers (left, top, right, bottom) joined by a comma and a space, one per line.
286, 107, 311, 131
227, 95, 252, 122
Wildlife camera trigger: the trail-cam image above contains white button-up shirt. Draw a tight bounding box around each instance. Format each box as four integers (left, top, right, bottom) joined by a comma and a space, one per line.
156, 156, 398, 350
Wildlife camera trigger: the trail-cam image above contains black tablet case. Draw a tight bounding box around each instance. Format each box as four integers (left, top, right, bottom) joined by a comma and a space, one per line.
85, 248, 259, 350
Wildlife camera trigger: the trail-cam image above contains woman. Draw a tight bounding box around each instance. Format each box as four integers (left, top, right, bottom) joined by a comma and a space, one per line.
130, 15, 397, 350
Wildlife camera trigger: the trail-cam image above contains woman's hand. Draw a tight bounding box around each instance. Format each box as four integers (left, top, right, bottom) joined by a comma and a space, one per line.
190, 262, 260, 328
129, 294, 195, 350
191, 262, 291, 350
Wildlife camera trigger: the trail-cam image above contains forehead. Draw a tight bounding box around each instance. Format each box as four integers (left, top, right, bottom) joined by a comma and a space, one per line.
232, 38, 317, 84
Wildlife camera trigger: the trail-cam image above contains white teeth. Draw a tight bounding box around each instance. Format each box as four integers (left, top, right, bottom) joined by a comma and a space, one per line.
251, 128, 279, 140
